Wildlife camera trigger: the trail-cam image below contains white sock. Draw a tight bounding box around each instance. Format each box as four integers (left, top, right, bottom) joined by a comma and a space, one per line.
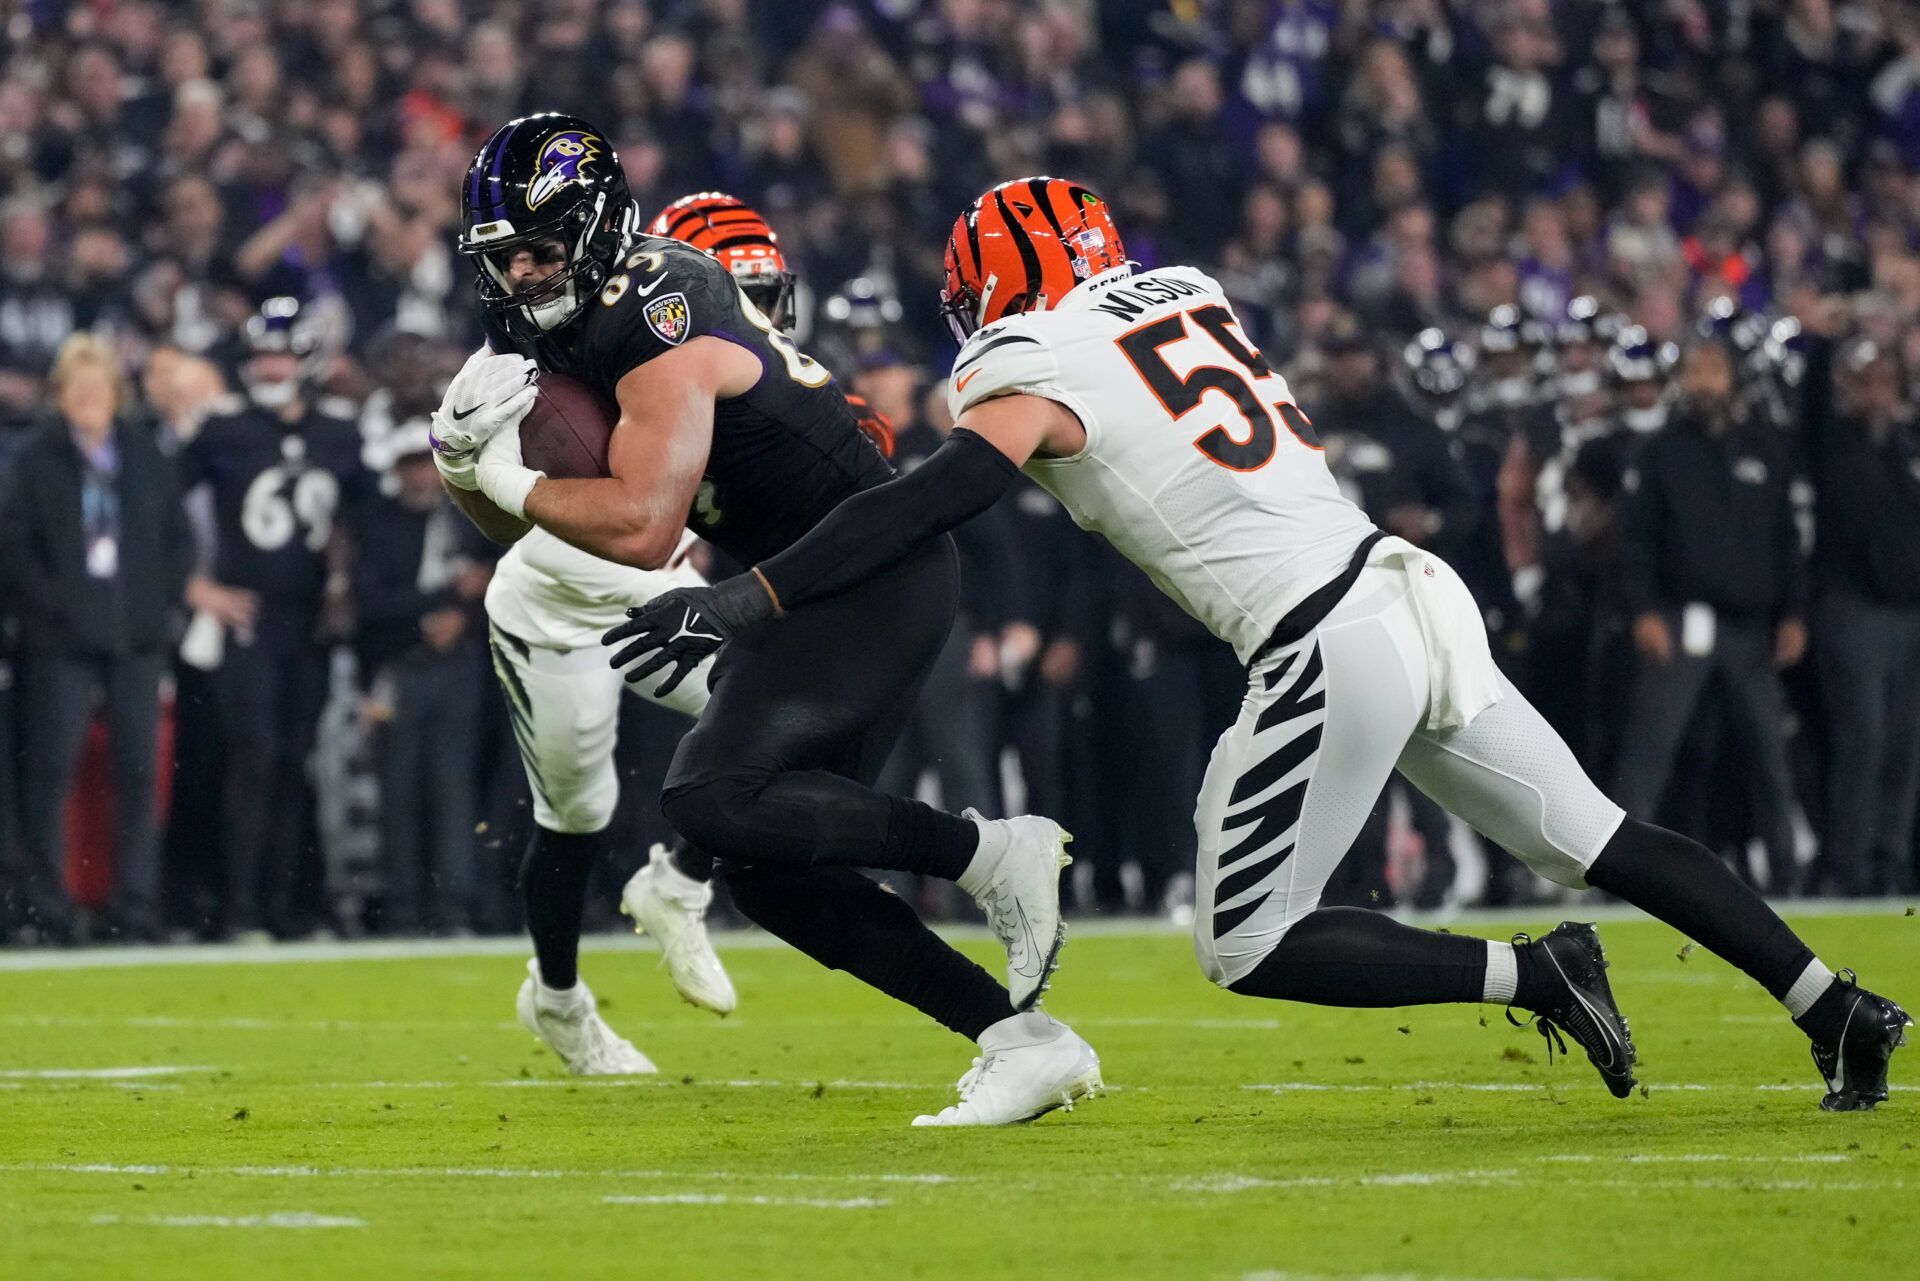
650, 848, 712, 906
955, 815, 1006, 897
535, 971, 590, 1018
979, 1010, 1062, 1050
1780, 959, 1836, 1019
1482, 940, 1519, 1005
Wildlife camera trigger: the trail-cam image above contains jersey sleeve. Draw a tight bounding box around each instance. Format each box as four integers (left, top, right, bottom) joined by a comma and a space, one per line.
581, 239, 738, 391
946, 319, 1064, 420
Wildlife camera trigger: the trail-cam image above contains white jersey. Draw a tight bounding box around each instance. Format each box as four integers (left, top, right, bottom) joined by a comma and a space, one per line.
947, 266, 1376, 662
486, 525, 703, 650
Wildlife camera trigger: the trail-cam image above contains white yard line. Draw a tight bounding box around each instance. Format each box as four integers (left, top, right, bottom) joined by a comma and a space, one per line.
603, 1193, 890, 1209
0, 1014, 511, 1032
0, 1065, 215, 1080
3, 1161, 963, 1185
1175, 1170, 1524, 1193
91, 1212, 365, 1229
1, 898, 1907, 971
308, 1077, 941, 1091
1542, 1154, 1853, 1164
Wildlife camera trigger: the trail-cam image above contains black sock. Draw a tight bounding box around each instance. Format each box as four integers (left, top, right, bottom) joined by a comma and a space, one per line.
1231, 907, 1488, 1006
1510, 939, 1558, 1013
519, 826, 604, 991
727, 863, 1010, 1039
1585, 818, 1814, 999
669, 840, 713, 882
1793, 979, 1856, 1042
883, 797, 978, 880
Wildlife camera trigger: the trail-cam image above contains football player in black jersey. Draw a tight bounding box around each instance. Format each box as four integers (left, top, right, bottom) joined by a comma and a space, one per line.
435, 113, 1098, 1124
179, 297, 364, 939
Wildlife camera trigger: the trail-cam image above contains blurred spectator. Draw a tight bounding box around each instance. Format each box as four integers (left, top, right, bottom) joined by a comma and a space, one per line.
1309, 318, 1473, 551
0, 334, 191, 942
1613, 341, 1808, 891
348, 421, 490, 934
1805, 338, 1920, 895
866, 354, 1006, 820
0, 198, 75, 423
1141, 58, 1242, 261
4, 0, 1920, 931
176, 299, 364, 938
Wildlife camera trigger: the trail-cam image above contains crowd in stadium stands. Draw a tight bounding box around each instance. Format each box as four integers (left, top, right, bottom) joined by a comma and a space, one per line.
4, 0, 1920, 945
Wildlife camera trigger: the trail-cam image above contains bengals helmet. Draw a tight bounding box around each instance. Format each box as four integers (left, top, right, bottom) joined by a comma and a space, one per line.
940, 177, 1126, 342
460, 113, 636, 341
648, 192, 796, 329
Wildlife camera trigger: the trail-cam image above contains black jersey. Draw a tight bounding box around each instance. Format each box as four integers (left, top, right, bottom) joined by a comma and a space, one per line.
180, 403, 365, 609
490, 235, 892, 564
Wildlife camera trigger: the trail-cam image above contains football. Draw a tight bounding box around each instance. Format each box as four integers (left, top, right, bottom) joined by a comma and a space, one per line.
519, 372, 617, 478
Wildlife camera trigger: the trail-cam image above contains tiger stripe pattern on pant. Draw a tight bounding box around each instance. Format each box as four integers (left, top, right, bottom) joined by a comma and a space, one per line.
1209, 639, 1328, 945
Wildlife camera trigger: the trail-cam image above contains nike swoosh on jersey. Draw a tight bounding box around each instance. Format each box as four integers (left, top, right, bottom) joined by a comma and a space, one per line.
955, 368, 982, 392
632, 274, 669, 298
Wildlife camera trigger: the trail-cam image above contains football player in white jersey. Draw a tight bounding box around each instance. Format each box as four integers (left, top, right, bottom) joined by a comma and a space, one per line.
607, 177, 1908, 1111
482, 194, 894, 1073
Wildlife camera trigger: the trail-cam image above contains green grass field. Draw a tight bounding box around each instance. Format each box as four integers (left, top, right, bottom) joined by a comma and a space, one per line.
3, 909, 1916, 1281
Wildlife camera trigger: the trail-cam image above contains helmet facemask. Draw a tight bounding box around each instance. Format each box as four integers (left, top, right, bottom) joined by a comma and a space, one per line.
467, 192, 629, 341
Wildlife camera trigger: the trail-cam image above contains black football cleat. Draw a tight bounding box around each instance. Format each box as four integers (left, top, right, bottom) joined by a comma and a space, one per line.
1807, 972, 1910, 1113
1508, 922, 1639, 1099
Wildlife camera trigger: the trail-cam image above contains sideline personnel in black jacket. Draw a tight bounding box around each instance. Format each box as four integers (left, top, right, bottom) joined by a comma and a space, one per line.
1611, 339, 1807, 890
1805, 338, 1920, 895
0, 336, 192, 941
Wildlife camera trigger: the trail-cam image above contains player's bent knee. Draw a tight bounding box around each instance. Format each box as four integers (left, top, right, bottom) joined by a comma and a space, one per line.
537, 794, 616, 836
1193, 915, 1286, 991
660, 780, 759, 858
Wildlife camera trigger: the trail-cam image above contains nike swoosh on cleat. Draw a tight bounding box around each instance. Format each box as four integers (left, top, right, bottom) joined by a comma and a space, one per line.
1008, 902, 1042, 978
1545, 946, 1627, 1071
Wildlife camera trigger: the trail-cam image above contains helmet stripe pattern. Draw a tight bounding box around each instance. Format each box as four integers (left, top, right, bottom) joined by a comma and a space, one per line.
940, 176, 1127, 341
992, 188, 1044, 308
648, 191, 795, 327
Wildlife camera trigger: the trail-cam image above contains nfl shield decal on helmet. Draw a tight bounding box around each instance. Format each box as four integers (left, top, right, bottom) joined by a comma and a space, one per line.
645, 292, 691, 344
526, 131, 605, 210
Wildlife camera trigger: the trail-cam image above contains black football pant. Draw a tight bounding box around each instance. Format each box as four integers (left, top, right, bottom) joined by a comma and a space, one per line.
15, 649, 165, 938
211, 629, 329, 935
1814, 592, 1920, 896
378, 643, 482, 932
660, 537, 1012, 1039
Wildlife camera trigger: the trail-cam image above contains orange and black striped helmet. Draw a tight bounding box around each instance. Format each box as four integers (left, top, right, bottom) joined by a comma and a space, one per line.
940, 177, 1126, 342
648, 191, 796, 328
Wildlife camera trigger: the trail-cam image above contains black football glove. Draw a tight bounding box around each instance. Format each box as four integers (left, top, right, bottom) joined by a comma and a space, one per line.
602, 572, 780, 697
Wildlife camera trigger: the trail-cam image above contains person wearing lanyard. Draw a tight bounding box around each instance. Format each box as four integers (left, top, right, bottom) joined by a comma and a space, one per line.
0, 334, 192, 942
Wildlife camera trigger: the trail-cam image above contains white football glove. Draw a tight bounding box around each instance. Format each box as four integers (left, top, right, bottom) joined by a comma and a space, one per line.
430, 346, 538, 490
474, 419, 546, 521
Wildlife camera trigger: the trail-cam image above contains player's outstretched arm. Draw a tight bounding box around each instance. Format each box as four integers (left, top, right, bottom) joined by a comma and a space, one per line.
749, 393, 1070, 611
520, 337, 756, 569
604, 393, 1082, 691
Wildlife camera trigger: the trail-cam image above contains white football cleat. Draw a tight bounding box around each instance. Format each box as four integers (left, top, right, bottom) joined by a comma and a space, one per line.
514, 958, 657, 1075
958, 811, 1071, 1010
621, 845, 737, 1016
912, 1011, 1101, 1127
